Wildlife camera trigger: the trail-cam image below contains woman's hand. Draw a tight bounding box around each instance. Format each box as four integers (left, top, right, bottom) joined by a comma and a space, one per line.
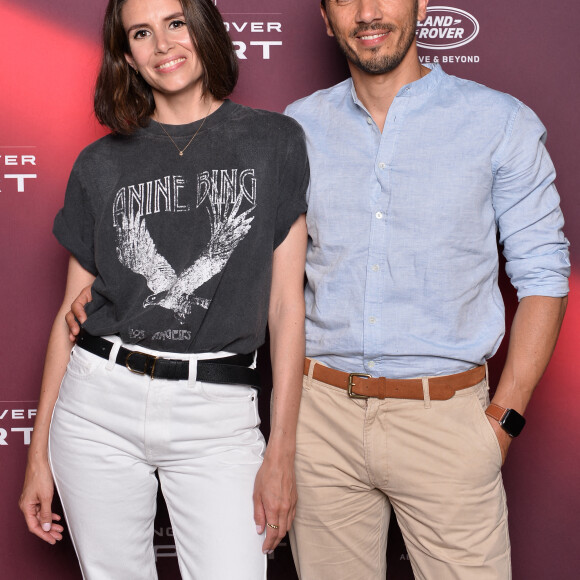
19, 459, 63, 545
253, 448, 297, 554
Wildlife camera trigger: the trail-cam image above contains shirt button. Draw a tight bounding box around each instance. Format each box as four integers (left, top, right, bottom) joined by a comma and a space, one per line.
369, 317, 376, 324
367, 116, 373, 125
378, 162, 386, 170
372, 264, 379, 272
376, 212, 383, 219
368, 361, 375, 369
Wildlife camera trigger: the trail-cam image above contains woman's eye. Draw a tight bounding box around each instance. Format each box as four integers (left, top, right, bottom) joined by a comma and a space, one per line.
169, 20, 186, 29
133, 29, 149, 39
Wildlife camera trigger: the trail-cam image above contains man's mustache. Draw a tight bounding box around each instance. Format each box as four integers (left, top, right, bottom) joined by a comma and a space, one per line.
350, 23, 397, 38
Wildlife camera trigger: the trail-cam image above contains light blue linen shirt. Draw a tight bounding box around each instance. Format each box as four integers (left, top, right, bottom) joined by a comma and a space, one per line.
285, 64, 570, 379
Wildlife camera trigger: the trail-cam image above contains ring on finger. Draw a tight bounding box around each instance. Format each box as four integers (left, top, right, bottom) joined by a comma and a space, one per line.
266, 522, 279, 529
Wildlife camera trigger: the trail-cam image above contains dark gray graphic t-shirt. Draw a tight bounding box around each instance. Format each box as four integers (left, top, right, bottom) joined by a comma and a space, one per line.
54, 100, 308, 354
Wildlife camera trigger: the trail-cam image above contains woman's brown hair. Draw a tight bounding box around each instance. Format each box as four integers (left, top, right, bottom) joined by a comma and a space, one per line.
94, 0, 238, 134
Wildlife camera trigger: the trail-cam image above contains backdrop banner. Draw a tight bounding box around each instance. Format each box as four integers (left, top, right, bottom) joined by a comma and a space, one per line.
1, 1, 578, 579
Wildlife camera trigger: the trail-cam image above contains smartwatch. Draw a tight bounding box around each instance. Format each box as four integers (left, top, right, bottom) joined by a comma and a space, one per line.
485, 403, 526, 438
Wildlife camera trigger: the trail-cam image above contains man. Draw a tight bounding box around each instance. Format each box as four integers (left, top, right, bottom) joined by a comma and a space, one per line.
282, 1, 569, 579
67, 1, 569, 578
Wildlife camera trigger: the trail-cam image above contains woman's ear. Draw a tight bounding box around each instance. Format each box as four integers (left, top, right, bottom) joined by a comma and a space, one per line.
124, 53, 137, 72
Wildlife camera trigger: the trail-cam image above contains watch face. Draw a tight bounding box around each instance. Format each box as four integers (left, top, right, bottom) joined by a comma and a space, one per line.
500, 409, 526, 437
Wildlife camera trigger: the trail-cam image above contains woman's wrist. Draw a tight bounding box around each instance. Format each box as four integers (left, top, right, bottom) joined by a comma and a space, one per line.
264, 439, 296, 463
27, 444, 49, 464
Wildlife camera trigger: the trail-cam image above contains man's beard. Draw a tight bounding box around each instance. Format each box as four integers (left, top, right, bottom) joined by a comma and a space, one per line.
329, 3, 419, 75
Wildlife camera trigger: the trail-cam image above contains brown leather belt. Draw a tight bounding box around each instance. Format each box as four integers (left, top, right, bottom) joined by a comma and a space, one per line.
303, 358, 486, 400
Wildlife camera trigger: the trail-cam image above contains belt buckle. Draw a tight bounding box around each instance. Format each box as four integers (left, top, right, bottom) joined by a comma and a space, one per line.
347, 373, 371, 399
125, 351, 158, 378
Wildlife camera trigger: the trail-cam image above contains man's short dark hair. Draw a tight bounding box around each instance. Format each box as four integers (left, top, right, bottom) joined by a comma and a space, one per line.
94, 0, 238, 134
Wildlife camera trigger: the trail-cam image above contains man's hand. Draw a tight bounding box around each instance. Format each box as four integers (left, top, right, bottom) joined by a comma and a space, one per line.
64, 285, 92, 340
487, 417, 512, 466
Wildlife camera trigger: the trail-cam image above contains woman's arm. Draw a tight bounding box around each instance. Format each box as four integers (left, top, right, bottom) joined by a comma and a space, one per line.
253, 214, 307, 554
19, 256, 96, 544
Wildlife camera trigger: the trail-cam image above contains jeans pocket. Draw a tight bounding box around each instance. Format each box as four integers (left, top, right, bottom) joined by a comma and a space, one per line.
64, 346, 103, 379
468, 386, 503, 468
197, 381, 258, 403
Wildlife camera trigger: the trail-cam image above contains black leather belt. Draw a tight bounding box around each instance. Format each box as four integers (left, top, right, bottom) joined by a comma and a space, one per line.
76, 329, 260, 390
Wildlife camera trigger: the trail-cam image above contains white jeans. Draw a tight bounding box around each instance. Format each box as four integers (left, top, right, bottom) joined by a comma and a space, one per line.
49, 340, 267, 580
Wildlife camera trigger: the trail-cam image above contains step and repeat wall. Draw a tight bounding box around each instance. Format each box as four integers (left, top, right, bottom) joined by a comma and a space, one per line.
1, 1, 578, 578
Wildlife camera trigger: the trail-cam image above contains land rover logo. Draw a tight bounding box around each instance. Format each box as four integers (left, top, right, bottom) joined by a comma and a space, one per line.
416, 6, 479, 50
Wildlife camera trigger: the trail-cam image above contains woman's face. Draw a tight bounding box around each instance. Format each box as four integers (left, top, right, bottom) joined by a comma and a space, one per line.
122, 0, 204, 105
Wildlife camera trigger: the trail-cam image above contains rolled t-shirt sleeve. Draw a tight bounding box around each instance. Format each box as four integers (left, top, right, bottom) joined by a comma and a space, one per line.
273, 119, 309, 249
492, 102, 570, 300
53, 158, 97, 275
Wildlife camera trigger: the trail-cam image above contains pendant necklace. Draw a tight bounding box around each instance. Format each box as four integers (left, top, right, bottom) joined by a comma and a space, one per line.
157, 101, 213, 157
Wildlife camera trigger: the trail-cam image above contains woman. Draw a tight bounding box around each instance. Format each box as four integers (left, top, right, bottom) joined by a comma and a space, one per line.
19, 0, 308, 578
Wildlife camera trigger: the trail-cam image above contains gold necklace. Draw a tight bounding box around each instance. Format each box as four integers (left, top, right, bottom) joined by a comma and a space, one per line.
157, 101, 213, 157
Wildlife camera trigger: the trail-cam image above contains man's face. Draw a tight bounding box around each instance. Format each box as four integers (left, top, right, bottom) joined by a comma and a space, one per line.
321, 0, 428, 75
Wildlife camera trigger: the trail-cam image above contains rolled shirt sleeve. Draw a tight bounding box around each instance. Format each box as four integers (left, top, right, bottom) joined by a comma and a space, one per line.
53, 156, 98, 275
492, 102, 570, 300
273, 119, 309, 249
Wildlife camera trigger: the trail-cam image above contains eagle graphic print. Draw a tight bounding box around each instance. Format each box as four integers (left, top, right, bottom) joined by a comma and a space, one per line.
113, 168, 256, 323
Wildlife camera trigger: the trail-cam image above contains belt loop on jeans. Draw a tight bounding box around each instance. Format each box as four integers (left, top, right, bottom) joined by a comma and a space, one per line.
422, 377, 431, 409
307, 358, 316, 390
106, 338, 122, 372
188, 356, 198, 387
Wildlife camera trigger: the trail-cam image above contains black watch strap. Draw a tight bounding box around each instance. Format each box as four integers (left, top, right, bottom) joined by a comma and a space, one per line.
486, 403, 526, 438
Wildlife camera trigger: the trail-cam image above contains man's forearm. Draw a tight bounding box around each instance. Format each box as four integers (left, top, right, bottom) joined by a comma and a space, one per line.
492, 295, 568, 414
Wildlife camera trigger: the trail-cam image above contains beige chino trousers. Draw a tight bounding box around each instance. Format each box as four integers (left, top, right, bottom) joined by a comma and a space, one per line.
290, 363, 511, 580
